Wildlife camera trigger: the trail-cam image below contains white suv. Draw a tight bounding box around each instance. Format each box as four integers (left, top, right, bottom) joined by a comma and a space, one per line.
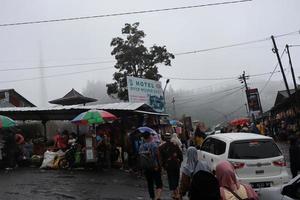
199, 133, 290, 190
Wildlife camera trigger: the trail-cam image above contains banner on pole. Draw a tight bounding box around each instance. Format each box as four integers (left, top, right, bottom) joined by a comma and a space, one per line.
246, 88, 263, 118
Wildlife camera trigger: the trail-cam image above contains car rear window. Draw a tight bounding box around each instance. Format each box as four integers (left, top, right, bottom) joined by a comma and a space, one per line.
228, 139, 281, 159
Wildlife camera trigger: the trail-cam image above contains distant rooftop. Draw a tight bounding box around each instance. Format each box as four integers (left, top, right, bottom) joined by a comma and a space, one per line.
49, 88, 97, 106
0, 88, 35, 107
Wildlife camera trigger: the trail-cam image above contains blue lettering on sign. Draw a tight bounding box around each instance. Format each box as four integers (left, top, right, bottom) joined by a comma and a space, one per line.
134, 80, 156, 88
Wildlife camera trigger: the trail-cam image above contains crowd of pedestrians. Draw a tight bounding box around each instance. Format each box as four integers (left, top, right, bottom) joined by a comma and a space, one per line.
221, 115, 299, 142
137, 130, 258, 200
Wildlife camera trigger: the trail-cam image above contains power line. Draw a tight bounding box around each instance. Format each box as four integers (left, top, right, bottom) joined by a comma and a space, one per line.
174, 85, 242, 102
174, 30, 300, 56
274, 30, 300, 38
0, 30, 298, 73
168, 86, 244, 107
0, 60, 115, 72
289, 45, 300, 47
250, 70, 281, 77
164, 76, 237, 81
164, 70, 283, 81
259, 49, 286, 93
0, 0, 252, 27
174, 38, 269, 56
0, 66, 112, 84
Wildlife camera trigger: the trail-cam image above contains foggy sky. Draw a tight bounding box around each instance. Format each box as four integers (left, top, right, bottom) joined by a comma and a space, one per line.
0, 0, 299, 107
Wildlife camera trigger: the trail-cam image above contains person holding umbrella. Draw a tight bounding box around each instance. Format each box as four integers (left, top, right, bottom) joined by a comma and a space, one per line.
0, 115, 17, 169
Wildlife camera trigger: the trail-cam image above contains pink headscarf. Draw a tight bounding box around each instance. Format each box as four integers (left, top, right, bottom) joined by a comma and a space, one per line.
216, 160, 240, 191
216, 160, 258, 200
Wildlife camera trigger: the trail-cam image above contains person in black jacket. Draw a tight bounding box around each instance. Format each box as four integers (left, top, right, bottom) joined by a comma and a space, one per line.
289, 135, 300, 178
159, 133, 183, 199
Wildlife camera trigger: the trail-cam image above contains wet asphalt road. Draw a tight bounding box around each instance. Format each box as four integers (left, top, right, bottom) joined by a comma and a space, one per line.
0, 167, 182, 200
0, 142, 291, 200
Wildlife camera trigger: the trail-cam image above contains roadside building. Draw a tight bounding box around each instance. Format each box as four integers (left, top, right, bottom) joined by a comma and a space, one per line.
0, 89, 35, 108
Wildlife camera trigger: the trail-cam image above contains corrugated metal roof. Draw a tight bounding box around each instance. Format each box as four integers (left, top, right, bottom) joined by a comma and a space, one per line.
77, 102, 147, 110
0, 102, 150, 112
134, 110, 168, 116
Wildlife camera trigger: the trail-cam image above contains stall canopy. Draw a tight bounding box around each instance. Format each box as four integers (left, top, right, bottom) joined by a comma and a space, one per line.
49, 88, 97, 106
0, 102, 167, 141
0, 102, 167, 121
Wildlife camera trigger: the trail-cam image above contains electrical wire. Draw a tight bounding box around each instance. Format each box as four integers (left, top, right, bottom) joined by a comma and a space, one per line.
174, 31, 300, 56
0, 60, 115, 72
164, 75, 237, 81
174, 38, 269, 56
0, 29, 298, 73
0, 66, 112, 84
274, 30, 300, 38
289, 45, 300, 47
259, 49, 286, 93
163, 70, 282, 81
167, 86, 244, 108
174, 85, 242, 102
0, 0, 252, 27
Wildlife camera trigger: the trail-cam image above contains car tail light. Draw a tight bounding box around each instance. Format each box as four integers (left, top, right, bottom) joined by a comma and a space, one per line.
273, 159, 286, 167
230, 161, 245, 169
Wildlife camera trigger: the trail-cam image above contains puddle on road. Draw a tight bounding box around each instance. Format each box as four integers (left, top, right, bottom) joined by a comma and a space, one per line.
5, 191, 20, 195
55, 175, 76, 178
102, 198, 131, 200
51, 192, 77, 199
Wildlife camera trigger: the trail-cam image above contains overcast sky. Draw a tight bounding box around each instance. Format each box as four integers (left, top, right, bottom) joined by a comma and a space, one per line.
0, 0, 299, 107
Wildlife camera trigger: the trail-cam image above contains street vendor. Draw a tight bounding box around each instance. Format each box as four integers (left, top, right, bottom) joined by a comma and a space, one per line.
54, 130, 69, 150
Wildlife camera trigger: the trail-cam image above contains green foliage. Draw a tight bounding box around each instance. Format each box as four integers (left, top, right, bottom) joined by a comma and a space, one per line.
106, 22, 175, 101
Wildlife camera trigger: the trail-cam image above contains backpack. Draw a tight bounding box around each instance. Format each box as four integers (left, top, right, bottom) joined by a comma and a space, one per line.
162, 143, 181, 171
139, 145, 156, 171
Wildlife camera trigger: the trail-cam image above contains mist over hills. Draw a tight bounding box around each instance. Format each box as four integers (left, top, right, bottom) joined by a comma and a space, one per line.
82, 79, 288, 127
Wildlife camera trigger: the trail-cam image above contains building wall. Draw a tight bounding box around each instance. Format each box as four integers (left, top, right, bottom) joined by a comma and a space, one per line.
0, 91, 32, 108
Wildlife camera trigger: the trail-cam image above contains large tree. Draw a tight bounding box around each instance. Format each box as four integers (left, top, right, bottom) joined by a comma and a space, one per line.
106, 22, 175, 101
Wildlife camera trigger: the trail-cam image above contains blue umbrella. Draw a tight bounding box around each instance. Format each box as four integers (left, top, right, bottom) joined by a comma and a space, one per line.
169, 120, 183, 126
169, 120, 177, 126
137, 127, 157, 135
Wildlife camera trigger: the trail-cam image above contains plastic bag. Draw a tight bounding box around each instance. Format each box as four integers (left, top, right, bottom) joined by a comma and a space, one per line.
40, 150, 59, 169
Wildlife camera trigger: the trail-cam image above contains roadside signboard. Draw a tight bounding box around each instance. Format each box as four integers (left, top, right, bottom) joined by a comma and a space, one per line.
127, 76, 164, 112
246, 88, 263, 118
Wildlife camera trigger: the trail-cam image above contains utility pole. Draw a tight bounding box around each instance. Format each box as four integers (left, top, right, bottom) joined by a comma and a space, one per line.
244, 103, 249, 116
238, 71, 249, 90
271, 35, 291, 96
286, 44, 298, 91
172, 97, 176, 118
162, 79, 170, 112
239, 71, 250, 116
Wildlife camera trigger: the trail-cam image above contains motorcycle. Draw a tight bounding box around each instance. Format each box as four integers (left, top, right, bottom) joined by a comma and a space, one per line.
56, 144, 78, 169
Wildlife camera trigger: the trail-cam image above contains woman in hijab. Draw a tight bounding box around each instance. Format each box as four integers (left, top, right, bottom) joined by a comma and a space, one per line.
171, 133, 182, 150
216, 160, 258, 200
179, 147, 210, 199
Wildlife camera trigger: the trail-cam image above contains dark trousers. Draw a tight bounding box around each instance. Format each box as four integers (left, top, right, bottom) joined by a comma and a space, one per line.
144, 169, 163, 198
167, 168, 180, 191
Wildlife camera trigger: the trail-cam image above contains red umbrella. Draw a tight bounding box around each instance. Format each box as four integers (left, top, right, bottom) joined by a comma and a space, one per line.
230, 118, 250, 126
